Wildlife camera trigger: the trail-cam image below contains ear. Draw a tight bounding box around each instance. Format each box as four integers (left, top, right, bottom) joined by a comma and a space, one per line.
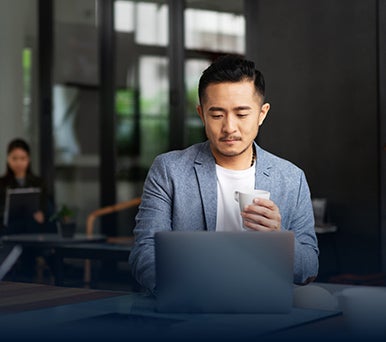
258, 102, 270, 126
196, 104, 205, 125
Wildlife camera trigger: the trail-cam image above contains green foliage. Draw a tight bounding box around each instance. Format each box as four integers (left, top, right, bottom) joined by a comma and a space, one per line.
49, 205, 75, 223
116, 89, 135, 116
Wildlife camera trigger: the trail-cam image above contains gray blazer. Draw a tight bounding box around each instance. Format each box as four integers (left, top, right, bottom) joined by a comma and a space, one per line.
129, 141, 319, 292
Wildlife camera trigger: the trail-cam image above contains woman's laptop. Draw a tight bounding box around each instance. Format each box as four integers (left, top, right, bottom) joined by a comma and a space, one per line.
155, 230, 294, 314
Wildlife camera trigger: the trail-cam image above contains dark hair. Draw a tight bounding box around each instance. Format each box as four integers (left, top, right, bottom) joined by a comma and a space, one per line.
5, 138, 32, 177
198, 55, 266, 104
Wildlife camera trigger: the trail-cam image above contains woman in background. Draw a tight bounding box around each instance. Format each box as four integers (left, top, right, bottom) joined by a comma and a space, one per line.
0, 138, 56, 281
0, 138, 48, 235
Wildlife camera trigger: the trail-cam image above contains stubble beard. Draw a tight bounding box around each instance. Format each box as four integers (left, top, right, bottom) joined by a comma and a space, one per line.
214, 142, 252, 160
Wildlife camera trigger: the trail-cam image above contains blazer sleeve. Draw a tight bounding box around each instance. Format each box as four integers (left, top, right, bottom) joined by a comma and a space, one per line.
290, 171, 319, 284
129, 156, 173, 293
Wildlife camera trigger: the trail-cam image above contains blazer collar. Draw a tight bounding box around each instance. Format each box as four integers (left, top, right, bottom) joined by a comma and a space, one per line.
194, 142, 217, 231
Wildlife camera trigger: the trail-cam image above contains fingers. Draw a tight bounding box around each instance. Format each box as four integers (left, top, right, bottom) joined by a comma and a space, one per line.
241, 198, 281, 231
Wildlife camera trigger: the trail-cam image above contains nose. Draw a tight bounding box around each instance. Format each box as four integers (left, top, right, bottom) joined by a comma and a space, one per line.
222, 115, 237, 134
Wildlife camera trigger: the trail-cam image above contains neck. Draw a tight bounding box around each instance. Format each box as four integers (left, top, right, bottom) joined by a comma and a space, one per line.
14, 172, 26, 179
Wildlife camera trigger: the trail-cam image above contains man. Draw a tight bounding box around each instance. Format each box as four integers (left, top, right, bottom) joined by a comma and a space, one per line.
129, 55, 318, 293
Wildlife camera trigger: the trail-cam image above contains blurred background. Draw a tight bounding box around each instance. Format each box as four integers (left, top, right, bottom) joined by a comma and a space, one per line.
0, 0, 385, 286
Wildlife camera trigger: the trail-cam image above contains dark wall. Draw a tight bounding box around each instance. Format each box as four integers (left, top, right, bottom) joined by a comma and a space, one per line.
245, 0, 381, 276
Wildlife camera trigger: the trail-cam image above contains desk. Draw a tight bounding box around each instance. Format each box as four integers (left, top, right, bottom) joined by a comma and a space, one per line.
1, 233, 106, 247
1, 234, 106, 285
55, 242, 132, 262
0, 281, 354, 341
56, 242, 135, 288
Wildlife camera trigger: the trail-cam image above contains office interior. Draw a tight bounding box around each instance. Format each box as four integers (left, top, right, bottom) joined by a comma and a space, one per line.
0, 0, 385, 289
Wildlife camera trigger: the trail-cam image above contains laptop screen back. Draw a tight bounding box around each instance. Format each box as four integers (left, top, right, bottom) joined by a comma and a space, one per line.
155, 230, 294, 314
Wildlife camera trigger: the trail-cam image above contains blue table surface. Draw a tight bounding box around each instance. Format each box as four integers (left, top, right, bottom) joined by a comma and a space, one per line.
0, 288, 343, 341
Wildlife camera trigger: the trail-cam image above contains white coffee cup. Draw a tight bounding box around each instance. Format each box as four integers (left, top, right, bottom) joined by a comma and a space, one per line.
234, 190, 270, 229
337, 286, 386, 338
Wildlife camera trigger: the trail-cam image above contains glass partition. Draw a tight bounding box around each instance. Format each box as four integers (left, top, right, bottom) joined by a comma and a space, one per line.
53, 0, 100, 228
185, 8, 245, 53
52, 0, 244, 234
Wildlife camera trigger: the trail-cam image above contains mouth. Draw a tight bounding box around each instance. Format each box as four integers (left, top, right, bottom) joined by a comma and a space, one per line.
222, 140, 238, 145
219, 137, 241, 144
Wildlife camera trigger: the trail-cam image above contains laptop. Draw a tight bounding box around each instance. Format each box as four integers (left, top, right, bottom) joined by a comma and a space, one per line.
3, 188, 41, 227
0, 244, 22, 281
155, 230, 294, 314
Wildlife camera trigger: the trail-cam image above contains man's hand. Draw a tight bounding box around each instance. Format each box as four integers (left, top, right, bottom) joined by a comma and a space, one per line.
241, 198, 281, 231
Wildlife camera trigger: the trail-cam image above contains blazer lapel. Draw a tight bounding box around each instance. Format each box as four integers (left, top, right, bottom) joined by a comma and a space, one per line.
194, 142, 217, 231
254, 144, 272, 191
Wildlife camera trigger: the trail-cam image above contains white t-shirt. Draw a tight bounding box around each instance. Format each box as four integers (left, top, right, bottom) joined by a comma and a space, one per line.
215, 162, 255, 231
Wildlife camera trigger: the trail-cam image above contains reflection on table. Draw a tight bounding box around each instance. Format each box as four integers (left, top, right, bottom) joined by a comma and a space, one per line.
0, 281, 349, 341
2, 280, 386, 340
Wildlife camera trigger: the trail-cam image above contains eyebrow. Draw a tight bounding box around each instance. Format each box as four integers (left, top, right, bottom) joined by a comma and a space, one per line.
208, 106, 252, 112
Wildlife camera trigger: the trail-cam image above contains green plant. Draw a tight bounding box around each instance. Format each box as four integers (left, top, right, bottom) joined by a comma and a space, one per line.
49, 205, 75, 224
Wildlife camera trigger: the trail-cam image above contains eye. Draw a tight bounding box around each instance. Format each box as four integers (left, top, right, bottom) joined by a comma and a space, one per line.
237, 113, 249, 118
210, 114, 223, 119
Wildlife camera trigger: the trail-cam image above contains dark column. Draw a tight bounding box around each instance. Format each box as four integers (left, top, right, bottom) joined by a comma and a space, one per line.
98, 0, 117, 235
168, 0, 186, 150
378, 0, 386, 272
245, 0, 381, 276
244, 0, 260, 62
38, 0, 55, 205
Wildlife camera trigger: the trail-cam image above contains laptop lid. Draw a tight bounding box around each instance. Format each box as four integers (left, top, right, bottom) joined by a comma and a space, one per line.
155, 230, 294, 314
3, 188, 41, 227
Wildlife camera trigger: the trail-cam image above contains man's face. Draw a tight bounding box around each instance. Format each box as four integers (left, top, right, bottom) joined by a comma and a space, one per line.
197, 81, 270, 167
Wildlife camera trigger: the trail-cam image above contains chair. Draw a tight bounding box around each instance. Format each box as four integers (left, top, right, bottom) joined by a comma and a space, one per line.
84, 197, 141, 284
312, 198, 339, 279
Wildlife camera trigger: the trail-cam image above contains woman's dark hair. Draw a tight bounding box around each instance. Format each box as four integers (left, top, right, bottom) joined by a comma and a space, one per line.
5, 138, 32, 178
198, 55, 266, 105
